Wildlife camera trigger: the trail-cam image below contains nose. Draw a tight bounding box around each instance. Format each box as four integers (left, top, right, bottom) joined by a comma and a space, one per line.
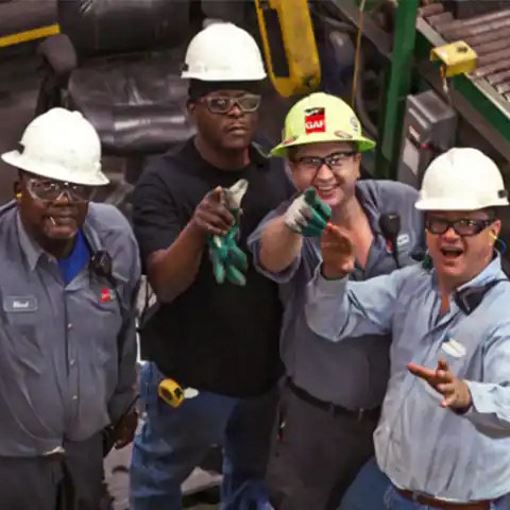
314, 162, 335, 182
53, 189, 73, 205
227, 101, 243, 117
441, 226, 460, 241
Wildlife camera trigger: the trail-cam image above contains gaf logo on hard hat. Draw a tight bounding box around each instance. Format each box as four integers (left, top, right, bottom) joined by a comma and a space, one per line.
304, 107, 326, 134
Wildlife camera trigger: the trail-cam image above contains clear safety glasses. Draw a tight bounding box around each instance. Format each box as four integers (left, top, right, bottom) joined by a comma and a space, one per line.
293, 151, 357, 173
26, 177, 93, 204
199, 94, 261, 114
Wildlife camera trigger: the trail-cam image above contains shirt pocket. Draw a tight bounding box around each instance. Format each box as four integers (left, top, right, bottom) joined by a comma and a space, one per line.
1, 295, 44, 374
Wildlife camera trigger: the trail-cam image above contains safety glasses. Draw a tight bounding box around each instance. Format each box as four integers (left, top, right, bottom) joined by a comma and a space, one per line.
199, 94, 261, 114
293, 151, 356, 172
425, 217, 495, 237
26, 177, 93, 204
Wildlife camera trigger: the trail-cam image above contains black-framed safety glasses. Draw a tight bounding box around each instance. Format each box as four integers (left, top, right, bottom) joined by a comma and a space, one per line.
293, 151, 357, 173
26, 177, 93, 204
198, 94, 261, 114
425, 216, 495, 237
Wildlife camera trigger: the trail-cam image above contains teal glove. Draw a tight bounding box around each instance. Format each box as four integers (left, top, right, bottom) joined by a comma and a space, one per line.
284, 187, 332, 237
208, 179, 249, 286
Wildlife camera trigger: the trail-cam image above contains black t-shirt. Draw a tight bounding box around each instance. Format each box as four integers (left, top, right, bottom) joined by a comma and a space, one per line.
133, 139, 294, 397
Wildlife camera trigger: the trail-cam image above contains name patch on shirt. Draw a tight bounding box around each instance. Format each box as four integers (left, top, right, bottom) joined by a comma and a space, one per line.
441, 338, 466, 358
3, 296, 38, 313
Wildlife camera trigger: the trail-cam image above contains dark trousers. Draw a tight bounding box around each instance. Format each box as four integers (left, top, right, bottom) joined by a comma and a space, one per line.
267, 383, 378, 510
0, 433, 104, 510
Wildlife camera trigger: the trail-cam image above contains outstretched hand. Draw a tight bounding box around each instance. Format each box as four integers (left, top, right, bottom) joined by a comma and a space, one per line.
408, 358, 472, 411
320, 223, 355, 279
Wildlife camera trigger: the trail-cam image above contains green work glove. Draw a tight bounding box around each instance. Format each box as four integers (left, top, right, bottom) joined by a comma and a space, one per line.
208, 179, 249, 286
284, 187, 332, 237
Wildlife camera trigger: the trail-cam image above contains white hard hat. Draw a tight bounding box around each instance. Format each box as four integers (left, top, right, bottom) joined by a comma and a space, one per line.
415, 147, 508, 211
1, 108, 108, 186
182, 22, 266, 81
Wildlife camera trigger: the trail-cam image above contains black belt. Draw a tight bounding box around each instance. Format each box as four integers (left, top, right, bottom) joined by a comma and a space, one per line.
286, 378, 380, 421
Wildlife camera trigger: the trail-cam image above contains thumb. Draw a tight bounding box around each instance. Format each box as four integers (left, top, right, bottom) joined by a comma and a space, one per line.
210, 186, 224, 202
304, 187, 317, 204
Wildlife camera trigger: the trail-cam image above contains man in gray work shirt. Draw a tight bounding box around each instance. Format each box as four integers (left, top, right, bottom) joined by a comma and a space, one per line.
248, 93, 424, 510
0, 108, 140, 510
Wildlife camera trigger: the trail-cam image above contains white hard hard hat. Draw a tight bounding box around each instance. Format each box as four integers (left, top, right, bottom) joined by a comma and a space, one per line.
1, 108, 108, 186
182, 22, 266, 81
415, 147, 508, 211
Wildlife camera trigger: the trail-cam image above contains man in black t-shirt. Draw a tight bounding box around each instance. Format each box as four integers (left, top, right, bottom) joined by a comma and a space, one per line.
129, 23, 293, 510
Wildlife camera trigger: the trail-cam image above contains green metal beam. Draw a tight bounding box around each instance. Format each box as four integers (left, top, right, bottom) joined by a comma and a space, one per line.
376, 0, 419, 179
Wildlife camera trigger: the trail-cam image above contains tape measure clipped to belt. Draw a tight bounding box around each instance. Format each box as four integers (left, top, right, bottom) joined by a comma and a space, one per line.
158, 378, 199, 408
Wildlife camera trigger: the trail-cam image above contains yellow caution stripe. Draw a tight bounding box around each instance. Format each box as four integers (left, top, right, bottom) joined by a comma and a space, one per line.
0, 23, 60, 48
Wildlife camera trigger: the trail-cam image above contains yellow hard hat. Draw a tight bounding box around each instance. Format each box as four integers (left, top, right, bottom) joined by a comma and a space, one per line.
271, 92, 376, 157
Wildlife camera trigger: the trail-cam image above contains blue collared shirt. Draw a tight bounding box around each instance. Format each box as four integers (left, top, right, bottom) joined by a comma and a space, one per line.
0, 201, 140, 456
248, 180, 424, 408
305, 256, 510, 501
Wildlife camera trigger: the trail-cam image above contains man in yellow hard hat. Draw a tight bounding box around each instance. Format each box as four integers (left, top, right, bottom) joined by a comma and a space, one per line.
248, 92, 424, 509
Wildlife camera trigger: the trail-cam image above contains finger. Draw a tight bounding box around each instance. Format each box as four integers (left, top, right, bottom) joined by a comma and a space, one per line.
304, 187, 317, 204
225, 263, 247, 286
208, 186, 225, 203
209, 250, 226, 284
441, 393, 458, 408
228, 244, 248, 271
315, 200, 332, 222
438, 358, 449, 372
407, 362, 437, 382
197, 211, 233, 234
437, 382, 456, 395
436, 370, 453, 383
206, 203, 235, 226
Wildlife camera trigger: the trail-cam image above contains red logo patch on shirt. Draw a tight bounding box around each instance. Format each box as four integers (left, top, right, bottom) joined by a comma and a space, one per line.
304, 107, 326, 134
100, 288, 113, 303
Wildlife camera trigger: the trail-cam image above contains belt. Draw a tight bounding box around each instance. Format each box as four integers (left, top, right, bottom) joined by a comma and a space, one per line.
397, 489, 491, 510
286, 378, 380, 421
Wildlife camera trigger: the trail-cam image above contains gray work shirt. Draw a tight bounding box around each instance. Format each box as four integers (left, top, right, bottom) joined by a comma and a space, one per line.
248, 180, 424, 409
0, 201, 140, 456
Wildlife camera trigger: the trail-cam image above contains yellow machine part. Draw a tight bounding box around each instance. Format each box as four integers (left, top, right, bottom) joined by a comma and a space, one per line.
430, 41, 478, 78
158, 378, 185, 408
0, 24, 60, 48
255, 0, 321, 97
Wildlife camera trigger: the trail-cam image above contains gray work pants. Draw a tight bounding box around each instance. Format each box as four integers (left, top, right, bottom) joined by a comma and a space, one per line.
267, 383, 379, 510
0, 432, 104, 510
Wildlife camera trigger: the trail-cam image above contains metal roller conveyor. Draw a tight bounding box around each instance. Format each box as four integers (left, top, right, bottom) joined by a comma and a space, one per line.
419, 1, 510, 118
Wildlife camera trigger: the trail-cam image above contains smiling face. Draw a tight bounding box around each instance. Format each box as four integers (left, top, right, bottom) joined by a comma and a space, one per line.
426, 209, 501, 291
288, 141, 361, 209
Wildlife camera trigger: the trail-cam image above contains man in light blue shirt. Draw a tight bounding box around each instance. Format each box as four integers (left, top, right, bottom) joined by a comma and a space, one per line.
306, 147, 510, 509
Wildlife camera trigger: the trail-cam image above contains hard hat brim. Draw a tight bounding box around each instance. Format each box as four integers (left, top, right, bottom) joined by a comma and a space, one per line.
415, 197, 510, 211
271, 131, 376, 158
1, 150, 109, 187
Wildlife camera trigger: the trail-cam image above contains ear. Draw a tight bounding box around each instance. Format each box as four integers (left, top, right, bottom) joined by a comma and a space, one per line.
186, 100, 196, 117
353, 153, 362, 179
13, 181, 21, 200
490, 219, 502, 238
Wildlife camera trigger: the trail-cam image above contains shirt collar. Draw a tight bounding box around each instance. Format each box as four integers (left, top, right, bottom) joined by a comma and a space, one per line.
429, 253, 504, 292
457, 254, 505, 291
15, 208, 104, 272
16, 212, 45, 271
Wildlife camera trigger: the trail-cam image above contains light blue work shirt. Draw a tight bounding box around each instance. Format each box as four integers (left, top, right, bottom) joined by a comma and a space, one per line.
305, 256, 510, 501
248, 180, 424, 408
0, 201, 140, 456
